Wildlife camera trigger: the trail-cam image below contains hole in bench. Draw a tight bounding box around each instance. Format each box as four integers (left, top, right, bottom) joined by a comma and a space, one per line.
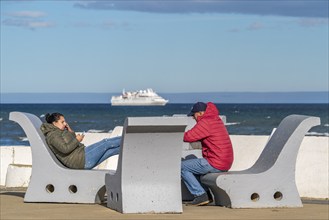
110, 192, 113, 201
116, 193, 119, 202
46, 184, 55, 193
274, 191, 283, 201
69, 185, 78, 193
251, 193, 259, 202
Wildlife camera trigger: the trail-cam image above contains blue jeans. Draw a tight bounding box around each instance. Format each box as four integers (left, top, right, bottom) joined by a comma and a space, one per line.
84, 136, 121, 169
181, 158, 223, 196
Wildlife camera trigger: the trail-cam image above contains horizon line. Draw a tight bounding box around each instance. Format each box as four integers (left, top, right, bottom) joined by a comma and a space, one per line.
1, 91, 328, 94
1, 91, 328, 104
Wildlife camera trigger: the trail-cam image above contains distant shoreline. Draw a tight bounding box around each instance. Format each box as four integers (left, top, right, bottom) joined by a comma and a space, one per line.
1, 91, 328, 104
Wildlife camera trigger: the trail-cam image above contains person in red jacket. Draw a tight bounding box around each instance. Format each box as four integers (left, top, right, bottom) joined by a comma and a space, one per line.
182, 102, 234, 206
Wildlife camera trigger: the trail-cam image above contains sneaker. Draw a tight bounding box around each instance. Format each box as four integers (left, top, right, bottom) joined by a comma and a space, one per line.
186, 193, 210, 206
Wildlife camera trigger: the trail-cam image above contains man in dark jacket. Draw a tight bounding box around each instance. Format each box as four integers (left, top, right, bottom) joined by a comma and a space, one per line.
182, 102, 234, 206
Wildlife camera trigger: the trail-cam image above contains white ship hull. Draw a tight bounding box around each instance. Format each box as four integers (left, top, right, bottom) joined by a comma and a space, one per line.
111, 98, 168, 106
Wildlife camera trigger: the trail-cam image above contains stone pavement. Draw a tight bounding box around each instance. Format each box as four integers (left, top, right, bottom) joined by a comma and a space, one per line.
1, 188, 328, 220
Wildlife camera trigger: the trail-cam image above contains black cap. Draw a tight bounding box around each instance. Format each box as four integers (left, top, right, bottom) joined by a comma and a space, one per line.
187, 102, 207, 116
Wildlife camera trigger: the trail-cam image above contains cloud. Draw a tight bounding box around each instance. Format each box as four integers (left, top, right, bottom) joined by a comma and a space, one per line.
28, 21, 54, 28
247, 22, 264, 31
2, 19, 55, 30
74, 0, 328, 18
2, 10, 54, 30
102, 20, 131, 29
70, 20, 131, 30
72, 21, 94, 28
6, 11, 47, 18
296, 18, 329, 27
227, 21, 265, 33
228, 28, 241, 33
102, 20, 116, 28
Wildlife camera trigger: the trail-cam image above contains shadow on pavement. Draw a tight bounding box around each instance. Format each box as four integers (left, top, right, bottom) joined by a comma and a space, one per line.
0, 191, 25, 198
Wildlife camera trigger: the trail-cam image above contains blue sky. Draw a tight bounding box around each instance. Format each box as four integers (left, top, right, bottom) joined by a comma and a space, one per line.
1, 0, 328, 95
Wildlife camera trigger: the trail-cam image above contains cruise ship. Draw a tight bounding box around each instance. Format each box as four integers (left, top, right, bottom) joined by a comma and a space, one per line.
111, 88, 169, 106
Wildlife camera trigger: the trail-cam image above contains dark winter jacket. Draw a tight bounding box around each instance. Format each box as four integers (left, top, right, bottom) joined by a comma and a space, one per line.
40, 123, 85, 169
184, 102, 234, 171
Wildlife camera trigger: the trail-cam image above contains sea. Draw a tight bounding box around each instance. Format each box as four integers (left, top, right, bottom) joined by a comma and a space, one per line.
0, 103, 328, 146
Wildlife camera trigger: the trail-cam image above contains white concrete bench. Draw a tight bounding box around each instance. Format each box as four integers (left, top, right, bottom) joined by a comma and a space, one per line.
9, 112, 114, 204
105, 116, 188, 213
182, 114, 320, 208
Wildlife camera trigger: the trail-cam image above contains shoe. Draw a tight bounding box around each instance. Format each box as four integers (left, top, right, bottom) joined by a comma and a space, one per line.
182, 200, 192, 204
186, 193, 210, 206
206, 190, 214, 204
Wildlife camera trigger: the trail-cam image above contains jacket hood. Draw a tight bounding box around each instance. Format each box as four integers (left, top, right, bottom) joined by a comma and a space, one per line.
40, 123, 60, 136
196, 102, 219, 122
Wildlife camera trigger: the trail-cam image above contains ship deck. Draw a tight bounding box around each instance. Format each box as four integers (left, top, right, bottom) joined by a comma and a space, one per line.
1, 187, 328, 220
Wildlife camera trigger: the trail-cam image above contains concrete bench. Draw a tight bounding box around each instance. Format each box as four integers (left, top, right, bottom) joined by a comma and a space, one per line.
9, 112, 113, 204
105, 116, 188, 213
184, 114, 319, 208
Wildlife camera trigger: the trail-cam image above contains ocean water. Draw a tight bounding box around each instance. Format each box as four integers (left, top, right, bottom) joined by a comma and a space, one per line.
0, 103, 328, 146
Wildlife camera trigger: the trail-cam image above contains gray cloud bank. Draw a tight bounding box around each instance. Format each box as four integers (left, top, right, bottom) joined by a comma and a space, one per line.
74, 0, 328, 18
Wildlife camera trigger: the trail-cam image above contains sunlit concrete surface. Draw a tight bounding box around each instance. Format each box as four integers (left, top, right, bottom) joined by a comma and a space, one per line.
1, 188, 328, 220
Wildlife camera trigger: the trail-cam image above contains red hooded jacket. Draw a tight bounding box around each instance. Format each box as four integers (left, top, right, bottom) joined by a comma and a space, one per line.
184, 102, 234, 171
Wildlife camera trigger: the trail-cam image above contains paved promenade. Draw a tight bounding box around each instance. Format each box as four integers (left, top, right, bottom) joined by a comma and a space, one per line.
1, 188, 328, 220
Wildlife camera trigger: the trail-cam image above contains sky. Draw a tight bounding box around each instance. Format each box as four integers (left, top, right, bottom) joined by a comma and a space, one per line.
1, 0, 329, 96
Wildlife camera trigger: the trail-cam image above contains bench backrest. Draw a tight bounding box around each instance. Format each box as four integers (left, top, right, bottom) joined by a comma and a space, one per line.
116, 116, 188, 174
248, 114, 320, 173
9, 112, 66, 169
